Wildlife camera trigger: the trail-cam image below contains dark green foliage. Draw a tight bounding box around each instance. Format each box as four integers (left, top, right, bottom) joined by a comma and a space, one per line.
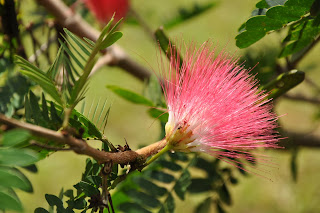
236, 0, 316, 50
132, 176, 167, 197
260, 70, 305, 99
195, 197, 212, 213
173, 169, 191, 200
36, 158, 119, 212
164, 2, 217, 29
0, 129, 39, 212
111, 151, 241, 213
0, 167, 33, 192
25, 91, 62, 130
1, 129, 30, 147
0, 74, 30, 117
290, 147, 299, 182
280, 19, 320, 57
154, 27, 184, 69
0, 190, 23, 212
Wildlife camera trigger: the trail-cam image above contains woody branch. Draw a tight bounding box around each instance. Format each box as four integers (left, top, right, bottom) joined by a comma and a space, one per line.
0, 114, 167, 164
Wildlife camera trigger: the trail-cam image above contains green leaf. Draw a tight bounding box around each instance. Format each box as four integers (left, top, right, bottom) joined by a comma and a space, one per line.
290, 147, 299, 182
118, 202, 151, 213
284, 0, 314, 10
188, 178, 212, 193
131, 177, 167, 197
160, 193, 175, 213
15, 56, 63, 106
107, 85, 154, 106
279, 20, 320, 57
168, 152, 188, 162
158, 160, 182, 171
0, 148, 39, 166
34, 207, 50, 213
63, 29, 92, 56
235, 30, 266, 49
256, 0, 269, 9
29, 90, 46, 126
154, 27, 183, 68
58, 39, 85, 71
246, 15, 283, 32
146, 75, 163, 106
173, 170, 191, 200
45, 194, 63, 208
216, 202, 226, 213
0, 167, 33, 192
2, 129, 31, 147
149, 171, 174, 183
0, 191, 23, 211
164, 2, 216, 29
64, 189, 74, 198
218, 183, 232, 206
196, 197, 212, 213
148, 108, 168, 123
41, 93, 50, 122
22, 164, 38, 173
193, 158, 219, 177
155, 27, 170, 55
261, 70, 305, 99
236, 15, 283, 48
74, 181, 100, 197
85, 175, 102, 187
236, 0, 314, 49
310, 0, 320, 17
67, 197, 87, 210
125, 189, 160, 208
100, 32, 123, 49
266, 6, 306, 24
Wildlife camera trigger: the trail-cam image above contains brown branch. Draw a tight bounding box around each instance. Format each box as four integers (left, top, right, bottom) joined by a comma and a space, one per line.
279, 131, 320, 148
36, 0, 151, 81
283, 93, 320, 105
0, 114, 166, 164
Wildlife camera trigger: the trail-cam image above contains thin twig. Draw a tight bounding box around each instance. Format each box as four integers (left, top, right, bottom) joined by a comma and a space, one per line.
305, 77, 320, 93
283, 93, 320, 105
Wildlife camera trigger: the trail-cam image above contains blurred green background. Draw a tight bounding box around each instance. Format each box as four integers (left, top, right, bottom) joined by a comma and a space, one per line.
17, 0, 320, 212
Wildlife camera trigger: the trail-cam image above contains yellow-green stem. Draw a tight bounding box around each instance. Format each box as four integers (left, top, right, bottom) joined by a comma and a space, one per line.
62, 108, 72, 129
145, 143, 172, 166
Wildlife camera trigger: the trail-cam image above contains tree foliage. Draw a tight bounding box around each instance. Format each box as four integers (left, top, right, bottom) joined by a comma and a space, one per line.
0, 0, 319, 212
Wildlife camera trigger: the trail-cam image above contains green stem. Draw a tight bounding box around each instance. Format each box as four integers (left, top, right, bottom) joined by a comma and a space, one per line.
62, 107, 72, 129
145, 143, 172, 166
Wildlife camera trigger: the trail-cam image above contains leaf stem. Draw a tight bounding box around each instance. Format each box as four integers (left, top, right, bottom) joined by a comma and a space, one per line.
145, 142, 171, 166
62, 107, 72, 129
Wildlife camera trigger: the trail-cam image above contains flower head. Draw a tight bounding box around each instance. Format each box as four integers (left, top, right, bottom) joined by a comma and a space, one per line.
84, 0, 129, 24
159, 42, 280, 167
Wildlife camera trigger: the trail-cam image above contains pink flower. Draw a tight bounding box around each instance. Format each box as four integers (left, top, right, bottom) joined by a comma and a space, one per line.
84, 0, 129, 23
159, 42, 281, 169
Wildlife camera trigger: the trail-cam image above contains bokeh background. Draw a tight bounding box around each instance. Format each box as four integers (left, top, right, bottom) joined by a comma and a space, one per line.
16, 0, 320, 212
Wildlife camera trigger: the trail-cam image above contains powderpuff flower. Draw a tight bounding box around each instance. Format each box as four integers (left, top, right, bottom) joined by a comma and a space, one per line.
84, 0, 129, 23
153, 42, 281, 169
